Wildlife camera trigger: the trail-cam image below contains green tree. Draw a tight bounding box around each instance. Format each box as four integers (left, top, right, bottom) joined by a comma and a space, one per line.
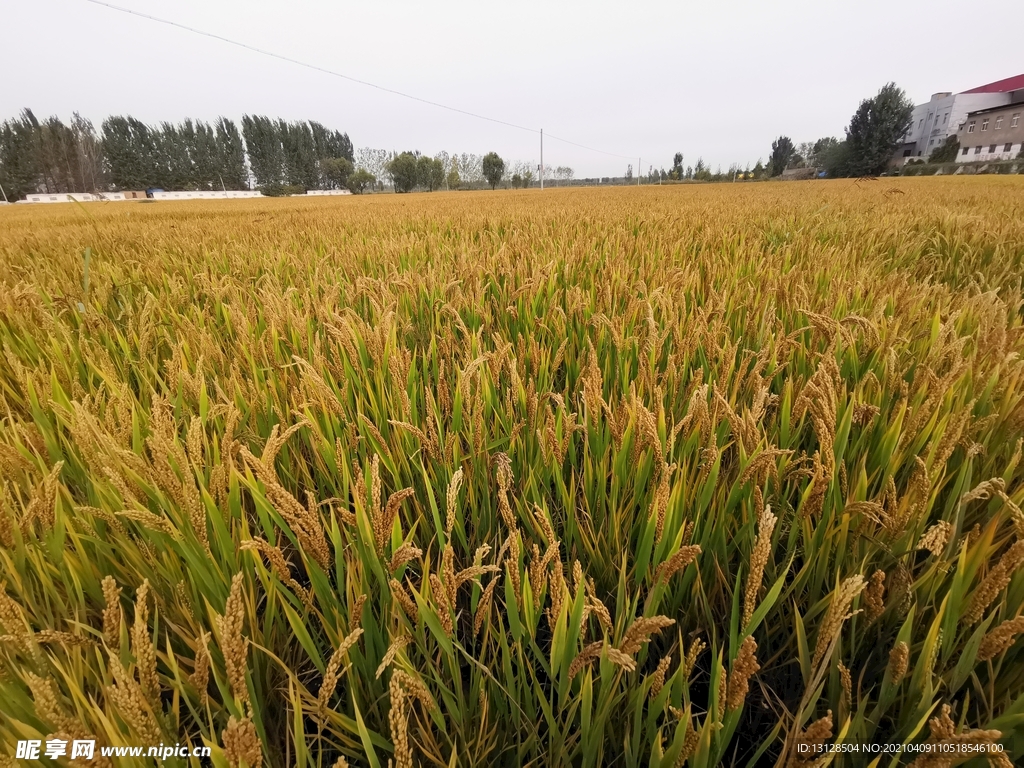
347, 168, 375, 194
321, 157, 353, 190
511, 173, 522, 189
216, 118, 248, 189
155, 121, 192, 190
68, 113, 105, 192
770, 136, 794, 177
102, 115, 162, 189
929, 135, 960, 164
190, 121, 220, 190
810, 137, 839, 168
843, 83, 914, 177
819, 140, 851, 177
482, 152, 505, 190
279, 120, 318, 190
693, 157, 710, 181
241, 115, 284, 189
309, 121, 353, 164
31, 114, 104, 193
447, 156, 461, 190
417, 155, 444, 191
0, 111, 42, 200
387, 151, 420, 193
671, 152, 683, 179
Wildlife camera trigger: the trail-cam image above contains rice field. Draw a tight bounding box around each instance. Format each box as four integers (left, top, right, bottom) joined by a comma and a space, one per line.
2, 177, 1024, 767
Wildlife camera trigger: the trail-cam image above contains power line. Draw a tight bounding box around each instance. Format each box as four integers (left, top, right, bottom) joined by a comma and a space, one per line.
81, 0, 535, 135
545, 133, 635, 161
81, 0, 638, 165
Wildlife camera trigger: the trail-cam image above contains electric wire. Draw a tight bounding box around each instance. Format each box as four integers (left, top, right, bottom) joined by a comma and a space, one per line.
82, 0, 536, 135
81, 0, 637, 163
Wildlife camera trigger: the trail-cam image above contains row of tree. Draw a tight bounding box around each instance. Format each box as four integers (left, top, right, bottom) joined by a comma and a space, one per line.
0, 110, 357, 200
240, 116, 353, 192
352, 149, 570, 192
655, 83, 918, 183
101, 116, 248, 191
385, 151, 511, 192
0, 110, 105, 201
769, 83, 916, 177
662, 153, 735, 181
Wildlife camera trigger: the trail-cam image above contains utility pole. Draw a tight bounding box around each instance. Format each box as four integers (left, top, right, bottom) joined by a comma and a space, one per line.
0, 182, 8, 204
540, 129, 544, 190
638, 157, 641, 186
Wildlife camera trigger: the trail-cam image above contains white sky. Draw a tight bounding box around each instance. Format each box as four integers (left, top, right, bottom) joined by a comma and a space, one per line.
3, 0, 1022, 177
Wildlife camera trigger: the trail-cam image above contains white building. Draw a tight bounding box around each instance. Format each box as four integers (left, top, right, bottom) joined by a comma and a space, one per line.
898, 73, 1024, 161
20, 191, 127, 203
149, 190, 262, 200
304, 189, 352, 196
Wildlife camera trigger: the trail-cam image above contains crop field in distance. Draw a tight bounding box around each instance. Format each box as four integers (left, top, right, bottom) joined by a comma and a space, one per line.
2, 177, 1024, 767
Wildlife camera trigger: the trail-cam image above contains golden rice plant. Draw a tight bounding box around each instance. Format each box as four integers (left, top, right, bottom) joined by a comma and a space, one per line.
1, 177, 1024, 766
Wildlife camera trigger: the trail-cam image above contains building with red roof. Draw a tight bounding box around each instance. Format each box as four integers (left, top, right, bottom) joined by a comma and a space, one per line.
895, 73, 1024, 163
960, 74, 1024, 95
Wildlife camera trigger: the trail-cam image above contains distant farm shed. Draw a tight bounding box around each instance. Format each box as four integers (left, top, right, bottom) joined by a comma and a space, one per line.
780, 168, 818, 180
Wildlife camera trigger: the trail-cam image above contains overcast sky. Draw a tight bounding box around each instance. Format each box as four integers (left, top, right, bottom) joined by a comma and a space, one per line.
3, 0, 1022, 177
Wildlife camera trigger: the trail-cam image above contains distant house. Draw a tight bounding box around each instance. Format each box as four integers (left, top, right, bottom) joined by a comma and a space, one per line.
780, 168, 817, 180
895, 73, 1024, 162
305, 189, 352, 196
955, 103, 1023, 163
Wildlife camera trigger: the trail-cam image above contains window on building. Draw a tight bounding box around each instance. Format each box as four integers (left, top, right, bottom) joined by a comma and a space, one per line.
968, 121, 976, 133
929, 139, 935, 147
944, 112, 949, 123
903, 149, 912, 157
918, 119, 923, 129
981, 119, 989, 131
1012, 113, 1021, 128
1006, 143, 1014, 152
962, 147, 969, 155
958, 123, 964, 132
989, 144, 997, 152
995, 116, 1003, 129
974, 146, 982, 154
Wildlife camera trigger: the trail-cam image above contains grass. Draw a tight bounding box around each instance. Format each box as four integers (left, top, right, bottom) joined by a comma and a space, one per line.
1, 177, 1024, 767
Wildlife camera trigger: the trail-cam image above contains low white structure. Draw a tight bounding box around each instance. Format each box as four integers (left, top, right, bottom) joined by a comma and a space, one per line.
305, 189, 352, 196
150, 190, 262, 200
20, 192, 127, 203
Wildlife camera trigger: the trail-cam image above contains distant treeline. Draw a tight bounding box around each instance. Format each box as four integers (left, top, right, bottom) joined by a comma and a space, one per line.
0, 110, 353, 200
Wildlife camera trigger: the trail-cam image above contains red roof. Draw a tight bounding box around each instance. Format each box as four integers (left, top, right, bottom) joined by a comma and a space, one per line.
960, 74, 1024, 94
